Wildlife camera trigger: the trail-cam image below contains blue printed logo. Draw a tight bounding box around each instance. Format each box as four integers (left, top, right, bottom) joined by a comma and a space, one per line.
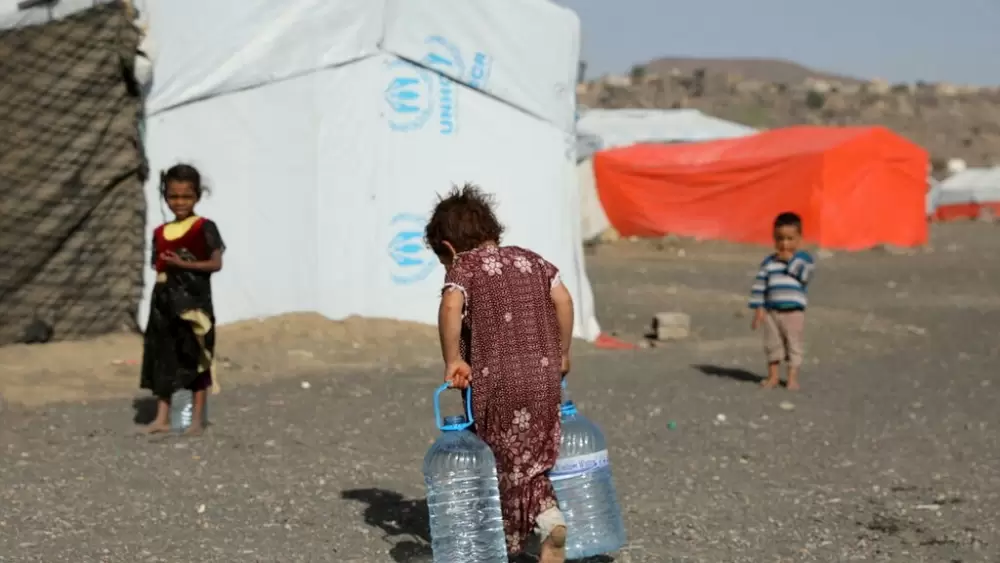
384, 60, 435, 132
384, 35, 493, 135
388, 213, 437, 285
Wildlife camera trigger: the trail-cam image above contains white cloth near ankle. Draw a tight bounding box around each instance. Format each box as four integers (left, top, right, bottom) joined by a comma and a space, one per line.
534, 507, 566, 542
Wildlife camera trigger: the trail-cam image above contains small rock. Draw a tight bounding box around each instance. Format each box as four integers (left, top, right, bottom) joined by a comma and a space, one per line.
288, 349, 314, 359
779, 401, 795, 411
301, 381, 311, 389
597, 228, 620, 243
716, 413, 727, 423
196, 504, 206, 514
816, 249, 835, 260
652, 312, 691, 341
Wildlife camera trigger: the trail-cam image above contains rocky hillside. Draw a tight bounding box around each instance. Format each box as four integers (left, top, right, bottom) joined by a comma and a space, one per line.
577, 59, 1000, 170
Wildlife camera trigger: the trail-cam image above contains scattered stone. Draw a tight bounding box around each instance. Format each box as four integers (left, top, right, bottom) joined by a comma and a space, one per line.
652, 312, 691, 341
301, 381, 311, 389
597, 228, 620, 243
876, 244, 916, 256
816, 249, 835, 260
779, 401, 796, 411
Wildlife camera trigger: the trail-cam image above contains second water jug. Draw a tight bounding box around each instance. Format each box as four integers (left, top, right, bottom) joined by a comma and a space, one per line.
169, 389, 208, 433
423, 384, 507, 563
551, 382, 627, 559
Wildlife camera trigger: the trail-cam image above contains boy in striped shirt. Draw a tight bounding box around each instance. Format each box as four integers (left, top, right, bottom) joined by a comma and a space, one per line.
749, 212, 815, 390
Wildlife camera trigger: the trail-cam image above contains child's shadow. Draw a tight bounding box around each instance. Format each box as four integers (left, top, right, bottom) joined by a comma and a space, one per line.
132, 397, 158, 424
693, 364, 764, 384
341, 488, 433, 562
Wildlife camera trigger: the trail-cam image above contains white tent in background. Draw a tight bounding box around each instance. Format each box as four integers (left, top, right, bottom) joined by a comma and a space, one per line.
934, 167, 1000, 220
575, 108, 757, 240
3, 0, 602, 340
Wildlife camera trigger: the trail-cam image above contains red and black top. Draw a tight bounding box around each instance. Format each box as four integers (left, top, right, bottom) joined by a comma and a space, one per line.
151, 217, 225, 273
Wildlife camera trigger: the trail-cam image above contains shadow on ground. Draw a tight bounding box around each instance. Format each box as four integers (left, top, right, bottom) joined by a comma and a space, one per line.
693, 364, 763, 384
341, 488, 616, 562
341, 488, 433, 562
132, 397, 157, 424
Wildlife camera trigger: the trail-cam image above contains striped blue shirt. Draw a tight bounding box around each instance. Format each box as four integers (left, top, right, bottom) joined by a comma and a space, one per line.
749, 251, 815, 310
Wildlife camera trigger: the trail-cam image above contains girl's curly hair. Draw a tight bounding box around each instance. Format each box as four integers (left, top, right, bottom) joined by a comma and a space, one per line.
424, 183, 504, 258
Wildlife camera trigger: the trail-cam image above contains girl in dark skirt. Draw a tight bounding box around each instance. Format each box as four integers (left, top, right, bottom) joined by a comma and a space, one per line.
140, 164, 225, 436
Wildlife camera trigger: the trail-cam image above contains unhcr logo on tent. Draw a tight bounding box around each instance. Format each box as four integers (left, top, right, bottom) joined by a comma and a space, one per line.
387, 213, 437, 285
383, 35, 492, 135
384, 60, 435, 132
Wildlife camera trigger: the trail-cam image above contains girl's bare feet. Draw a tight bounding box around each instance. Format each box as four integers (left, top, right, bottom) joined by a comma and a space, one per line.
183, 424, 204, 437
539, 525, 566, 563
139, 422, 171, 435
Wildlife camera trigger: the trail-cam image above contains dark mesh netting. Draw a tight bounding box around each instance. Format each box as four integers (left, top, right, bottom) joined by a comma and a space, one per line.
0, 2, 146, 346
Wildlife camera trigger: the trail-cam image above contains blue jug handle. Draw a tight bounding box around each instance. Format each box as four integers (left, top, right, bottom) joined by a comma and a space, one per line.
433, 383, 474, 431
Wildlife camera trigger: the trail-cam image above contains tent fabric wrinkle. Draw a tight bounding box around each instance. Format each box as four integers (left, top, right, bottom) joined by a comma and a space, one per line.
594, 126, 929, 251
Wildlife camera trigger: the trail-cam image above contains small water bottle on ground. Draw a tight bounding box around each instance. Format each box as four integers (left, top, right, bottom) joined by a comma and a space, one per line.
551, 381, 627, 559
423, 384, 507, 563
169, 389, 207, 433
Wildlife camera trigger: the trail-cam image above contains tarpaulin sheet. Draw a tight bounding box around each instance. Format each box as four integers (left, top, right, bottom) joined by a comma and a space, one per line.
594, 126, 929, 250
0, 3, 145, 345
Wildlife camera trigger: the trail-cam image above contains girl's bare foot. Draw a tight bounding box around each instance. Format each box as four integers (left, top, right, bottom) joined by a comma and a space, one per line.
539, 525, 566, 563
139, 422, 171, 435
183, 424, 204, 437
786, 379, 800, 391
760, 377, 780, 389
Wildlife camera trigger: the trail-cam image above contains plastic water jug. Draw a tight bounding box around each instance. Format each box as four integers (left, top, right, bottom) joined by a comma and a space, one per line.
169, 389, 207, 433
422, 384, 507, 563
551, 382, 627, 558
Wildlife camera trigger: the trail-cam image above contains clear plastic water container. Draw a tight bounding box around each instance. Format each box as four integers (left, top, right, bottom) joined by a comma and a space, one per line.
423, 384, 507, 563
169, 389, 207, 433
551, 382, 627, 559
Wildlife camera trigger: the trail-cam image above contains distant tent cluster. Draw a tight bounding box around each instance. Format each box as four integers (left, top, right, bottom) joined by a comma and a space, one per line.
575, 109, 934, 250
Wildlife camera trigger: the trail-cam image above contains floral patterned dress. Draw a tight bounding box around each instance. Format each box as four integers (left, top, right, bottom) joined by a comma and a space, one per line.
443, 245, 564, 554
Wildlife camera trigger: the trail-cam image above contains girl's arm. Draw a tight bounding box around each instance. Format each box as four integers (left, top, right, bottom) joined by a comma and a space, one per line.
551, 281, 574, 356
438, 288, 465, 364
173, 249, 223, 273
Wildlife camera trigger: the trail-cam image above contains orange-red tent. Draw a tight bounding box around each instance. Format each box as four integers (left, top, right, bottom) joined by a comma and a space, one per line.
593, 126, 929, 250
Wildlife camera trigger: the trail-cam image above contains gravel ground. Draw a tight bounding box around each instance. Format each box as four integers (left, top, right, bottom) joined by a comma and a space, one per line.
2, 222, 999, 563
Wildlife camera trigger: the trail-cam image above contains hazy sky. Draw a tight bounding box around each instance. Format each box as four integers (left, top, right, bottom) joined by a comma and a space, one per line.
553, 0, 1000, 85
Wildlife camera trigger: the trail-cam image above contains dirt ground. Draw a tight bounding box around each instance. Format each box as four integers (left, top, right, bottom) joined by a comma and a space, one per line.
1, 222, 998, 562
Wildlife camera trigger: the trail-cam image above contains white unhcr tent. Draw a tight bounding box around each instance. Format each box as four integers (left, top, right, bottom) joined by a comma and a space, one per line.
3, 0, 601, 340
574, 108, 757, 240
